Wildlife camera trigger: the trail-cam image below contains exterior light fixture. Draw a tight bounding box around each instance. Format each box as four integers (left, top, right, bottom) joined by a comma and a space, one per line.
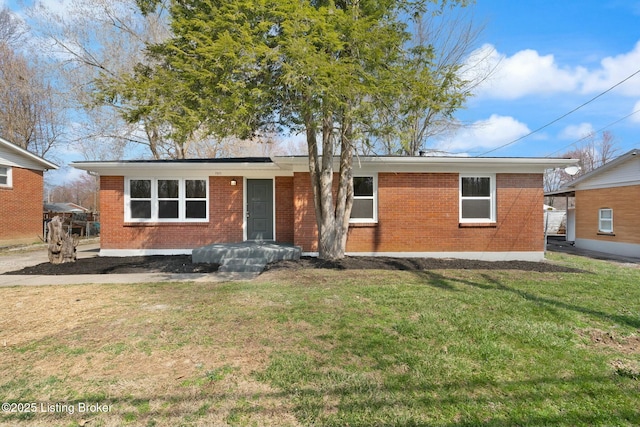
230, 178, 237, 186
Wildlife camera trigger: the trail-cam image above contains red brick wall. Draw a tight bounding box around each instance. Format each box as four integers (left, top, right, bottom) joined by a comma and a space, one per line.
100, 176, 296, 250
100, 172, 543, 253
293, 172, 543, 253
293, 172, 318, 250
0, 167, 44, 245
275, 176, 295, 244
100, 176, 244, 250
575, 185, 640, 245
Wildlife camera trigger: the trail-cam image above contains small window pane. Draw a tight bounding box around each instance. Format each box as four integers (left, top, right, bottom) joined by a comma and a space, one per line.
131, 201, 151, 218
186, 180, 207, 198
462, 177, 490, 197
159, 200, 179, 218
600, 220, 612, 232
462, 199, 490, 219
158, 180, 179, 198
130, 180, 151, 198
599, 209, 613, 232
351, 199, 374, 219
186, 201, 207, 218
353, 177, 373, 197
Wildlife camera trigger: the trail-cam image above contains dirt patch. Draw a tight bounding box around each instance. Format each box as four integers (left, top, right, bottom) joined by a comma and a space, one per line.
265, 256, 584, 273
579, 329, 640, 380
581, 328, 640, 355
3, 255, 219, 275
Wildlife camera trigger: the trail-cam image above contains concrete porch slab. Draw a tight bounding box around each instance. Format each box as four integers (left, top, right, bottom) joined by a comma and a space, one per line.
192, 242, 301, 273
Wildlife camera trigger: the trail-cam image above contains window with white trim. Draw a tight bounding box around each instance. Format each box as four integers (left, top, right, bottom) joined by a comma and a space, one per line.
460, 175, 496, 222
126, 178, 208, 222
0, 166, 12, 187
598, 208, 613, 233
350, 175, 377, 223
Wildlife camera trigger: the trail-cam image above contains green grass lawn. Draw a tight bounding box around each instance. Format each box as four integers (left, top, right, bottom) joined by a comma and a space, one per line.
1, 252, 639, 426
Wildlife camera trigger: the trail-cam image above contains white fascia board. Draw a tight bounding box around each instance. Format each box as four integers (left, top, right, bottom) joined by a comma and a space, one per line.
72, 161, 293, 177
273, 156, 578, 174
574, 180, 640, 191
0, 136, 59, 171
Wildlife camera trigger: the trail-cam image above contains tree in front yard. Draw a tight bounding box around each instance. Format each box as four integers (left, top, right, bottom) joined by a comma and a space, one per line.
99, 0, 471, 259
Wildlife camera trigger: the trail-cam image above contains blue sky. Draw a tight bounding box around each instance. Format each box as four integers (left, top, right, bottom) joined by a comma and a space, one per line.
3, 0, 640, 165
442, 0, 640, 157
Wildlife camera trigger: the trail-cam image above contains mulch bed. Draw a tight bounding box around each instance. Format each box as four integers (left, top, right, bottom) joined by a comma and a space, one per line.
264, 256, 584, 273
2, 254, 582, 275
3, 255, 220, 275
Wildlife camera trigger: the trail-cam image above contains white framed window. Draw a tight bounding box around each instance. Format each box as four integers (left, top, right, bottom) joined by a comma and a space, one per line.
129, 179, 152, 219
460, 174, 496, 223
125, 178, 208, 222
350, 175, 377, 223
0, 166, 12, 187
598, 208, 613, 233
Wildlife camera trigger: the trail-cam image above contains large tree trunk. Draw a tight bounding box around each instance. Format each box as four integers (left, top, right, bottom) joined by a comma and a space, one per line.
306, 106, 354, 260
47, 216, 78, 264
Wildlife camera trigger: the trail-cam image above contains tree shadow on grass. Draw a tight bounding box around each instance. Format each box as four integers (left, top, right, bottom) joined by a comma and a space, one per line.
258, 358, 640, 427
414, 270, 640, 330
6, 373, 637, 427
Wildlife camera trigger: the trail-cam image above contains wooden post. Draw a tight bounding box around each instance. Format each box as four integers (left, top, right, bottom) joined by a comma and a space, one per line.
47, 216, 78, 264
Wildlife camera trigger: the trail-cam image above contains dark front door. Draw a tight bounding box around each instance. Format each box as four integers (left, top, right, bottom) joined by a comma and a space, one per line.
247, 179, 274, 240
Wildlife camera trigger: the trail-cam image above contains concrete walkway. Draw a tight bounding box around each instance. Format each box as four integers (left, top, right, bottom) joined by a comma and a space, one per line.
546, 236, 640, 266
0, 241, 258, 287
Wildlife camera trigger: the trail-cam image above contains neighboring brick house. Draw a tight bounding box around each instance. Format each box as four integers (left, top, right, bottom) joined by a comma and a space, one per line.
0, 137, 58, 246
72, 155, 576, 261
546, 148, 639, 258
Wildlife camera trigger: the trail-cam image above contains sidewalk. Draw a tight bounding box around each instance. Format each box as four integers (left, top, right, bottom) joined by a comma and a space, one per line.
0, 242, 258, 286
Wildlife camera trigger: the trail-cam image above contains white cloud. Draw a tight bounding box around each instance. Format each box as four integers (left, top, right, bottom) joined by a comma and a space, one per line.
466, 44, 586, 100
467, 41, 640, 100
581, 41, 640, 96
632, 100, 640, 123
436, 114, 531, 152
559, 123, 594, 140
45, 165, 86, 187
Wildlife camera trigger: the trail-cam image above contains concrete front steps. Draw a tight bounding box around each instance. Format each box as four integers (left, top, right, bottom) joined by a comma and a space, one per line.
192, 242, 301, 273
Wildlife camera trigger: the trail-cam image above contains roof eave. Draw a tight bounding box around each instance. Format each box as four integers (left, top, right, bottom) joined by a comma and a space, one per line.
71, 160, 288, 176
0, 137, 59, 170
274, 155, 578, 172
562, 148, 639, 188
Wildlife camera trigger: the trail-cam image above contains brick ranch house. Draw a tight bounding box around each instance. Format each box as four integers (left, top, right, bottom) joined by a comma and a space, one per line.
546, 148, 639, 258
0, 137, 58, 246
72, 155, 577, 261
